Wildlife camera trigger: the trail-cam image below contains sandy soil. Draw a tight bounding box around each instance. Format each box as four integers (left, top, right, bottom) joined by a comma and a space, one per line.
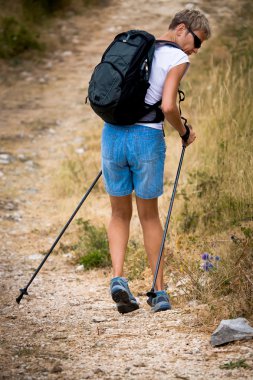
1, 0, 253, 379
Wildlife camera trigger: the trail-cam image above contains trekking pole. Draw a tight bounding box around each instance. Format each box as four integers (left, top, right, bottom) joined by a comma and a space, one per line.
147, 145, 186, 299
16, 170, 102, 304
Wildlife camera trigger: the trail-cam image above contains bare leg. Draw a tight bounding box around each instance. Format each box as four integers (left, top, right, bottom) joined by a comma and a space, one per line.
108, 194, 132, 277
136, 196, 164, 290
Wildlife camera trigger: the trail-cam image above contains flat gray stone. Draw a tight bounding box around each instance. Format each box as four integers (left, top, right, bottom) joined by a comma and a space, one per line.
211, 318, 253, 346
0, 153, 13, 164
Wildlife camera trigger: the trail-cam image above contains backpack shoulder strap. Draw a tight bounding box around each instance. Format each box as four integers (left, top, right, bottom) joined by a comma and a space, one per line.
155, 40, 183, 50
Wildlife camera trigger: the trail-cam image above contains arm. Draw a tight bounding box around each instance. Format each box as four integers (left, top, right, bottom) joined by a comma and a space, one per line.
161, 63, 196, 145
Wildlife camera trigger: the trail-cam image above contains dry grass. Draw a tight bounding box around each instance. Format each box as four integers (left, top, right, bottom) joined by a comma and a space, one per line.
167, 226, 253, 330
179, 59, 253, 232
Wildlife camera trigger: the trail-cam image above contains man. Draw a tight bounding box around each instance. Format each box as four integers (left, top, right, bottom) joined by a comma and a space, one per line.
101, 9, 211, 313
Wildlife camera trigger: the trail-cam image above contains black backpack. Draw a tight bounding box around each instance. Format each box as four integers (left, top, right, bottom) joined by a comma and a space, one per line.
87, 30, 182, 126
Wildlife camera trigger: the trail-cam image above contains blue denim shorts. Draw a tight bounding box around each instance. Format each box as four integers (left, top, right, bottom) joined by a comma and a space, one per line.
101, 123, 166, 199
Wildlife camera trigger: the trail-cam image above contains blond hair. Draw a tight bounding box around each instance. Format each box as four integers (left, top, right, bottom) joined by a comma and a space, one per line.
169, 9, 211, 38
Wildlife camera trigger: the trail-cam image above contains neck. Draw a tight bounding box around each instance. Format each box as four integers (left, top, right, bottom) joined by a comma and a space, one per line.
158, 30, 177, 43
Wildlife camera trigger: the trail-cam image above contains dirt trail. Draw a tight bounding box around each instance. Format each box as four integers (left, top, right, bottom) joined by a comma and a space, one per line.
1, 0, 253, 379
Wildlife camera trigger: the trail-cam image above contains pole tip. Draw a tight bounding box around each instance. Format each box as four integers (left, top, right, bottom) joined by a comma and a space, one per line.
16, 288, 28, 304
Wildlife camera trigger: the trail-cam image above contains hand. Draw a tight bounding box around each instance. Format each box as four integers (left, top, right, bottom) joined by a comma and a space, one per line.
182, 124, 196, 147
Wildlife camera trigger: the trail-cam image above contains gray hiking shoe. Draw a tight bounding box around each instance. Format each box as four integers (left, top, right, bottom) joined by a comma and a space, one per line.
110, 277, 139, 314
147, 290, 172, 313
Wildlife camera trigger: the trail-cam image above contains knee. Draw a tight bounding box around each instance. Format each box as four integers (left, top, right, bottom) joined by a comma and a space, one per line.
139, 209, 160, 225
111, 208, 132, 222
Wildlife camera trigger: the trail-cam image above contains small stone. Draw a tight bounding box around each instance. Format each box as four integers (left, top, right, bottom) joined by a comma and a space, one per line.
25, 188, 38, 194
94, 368, 105, 374
39, 77, 47, 84
82, 372, 93, 379
50, 364, 63, 373
28, 253, 44, 261
17, 154, 28, 162
72, 37, 80, 44
69, 300, 80, 307
0, 153, 12, 164
63, 252, 73, 259
134, 362, 146, 367
5, 202, 16, 211
75, 264, 84, 272
62, 51, 72, 57
75, 147, 85, 155
92, 316, 107, 323
20, 71, 30, 78
45, 61, 53, 70
25, 76, 34, 82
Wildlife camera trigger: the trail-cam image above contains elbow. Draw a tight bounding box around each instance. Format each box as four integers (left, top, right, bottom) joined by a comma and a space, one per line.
161, 103, 177, 116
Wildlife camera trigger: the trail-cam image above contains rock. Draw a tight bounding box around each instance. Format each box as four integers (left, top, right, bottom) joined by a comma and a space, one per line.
0, 153, 13, 164
211, 318, 253, 346
92, 316, 107, 323
63, 252, 73, 259
17, 154, 29, 162
69, 300, 80, 307
94, 368, 105, 375
82, 372, 93, 379
50, 364, 63, 373
75, 147, 85, 155
62, 51, 72, 57
39, 77, 47, 84
25, 188, 38, 194
28, 253, 44, 261
6, 212, 22, 222
45, 61, 53, 70
75, 264, 84, 272
72, 37, 80, 44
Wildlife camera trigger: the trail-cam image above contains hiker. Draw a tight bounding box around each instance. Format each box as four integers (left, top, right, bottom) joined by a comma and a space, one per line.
101, 9, 211, 313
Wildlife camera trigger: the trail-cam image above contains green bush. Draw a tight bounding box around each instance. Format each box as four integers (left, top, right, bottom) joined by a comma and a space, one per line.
22, 0, 71, 22
75, 219, 110, 269
0, 17, 42, 58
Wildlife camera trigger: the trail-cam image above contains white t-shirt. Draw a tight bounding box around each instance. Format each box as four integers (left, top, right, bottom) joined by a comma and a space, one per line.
137, 44, 190, 130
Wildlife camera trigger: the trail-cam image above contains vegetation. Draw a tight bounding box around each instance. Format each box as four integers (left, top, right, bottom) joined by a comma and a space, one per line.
219, 359, 251, 370
75, 218, 110, 270
0, 16, 42, 58
0, 0, 109, 58
167, 226, 253, 326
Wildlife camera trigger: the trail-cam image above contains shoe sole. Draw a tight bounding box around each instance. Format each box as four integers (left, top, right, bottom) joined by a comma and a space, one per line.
152, 304, 172, 313
112, 289, 139, 314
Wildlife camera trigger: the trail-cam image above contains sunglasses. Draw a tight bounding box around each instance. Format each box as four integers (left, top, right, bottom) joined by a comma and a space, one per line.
188, 28, 202, 49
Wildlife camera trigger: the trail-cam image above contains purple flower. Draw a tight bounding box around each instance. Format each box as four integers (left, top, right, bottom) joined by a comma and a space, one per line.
201, 252, 209, 260
202, 262, 209, 271
215, 256, 221, 261
201, 261, 214, 272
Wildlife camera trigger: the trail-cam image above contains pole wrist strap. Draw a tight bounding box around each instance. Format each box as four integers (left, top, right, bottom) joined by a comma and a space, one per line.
180, 124, 190, 142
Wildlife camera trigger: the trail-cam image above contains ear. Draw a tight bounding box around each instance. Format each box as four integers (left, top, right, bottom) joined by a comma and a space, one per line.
175, 23, 187, 36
